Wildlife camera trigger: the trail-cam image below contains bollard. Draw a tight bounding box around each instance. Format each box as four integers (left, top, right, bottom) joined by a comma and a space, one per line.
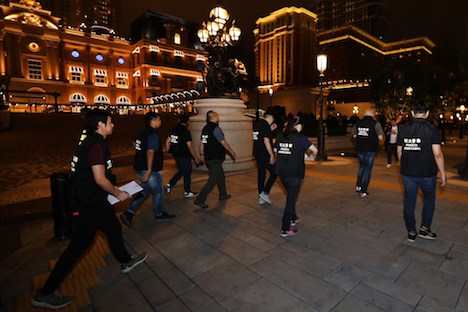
50, 173, 72, 240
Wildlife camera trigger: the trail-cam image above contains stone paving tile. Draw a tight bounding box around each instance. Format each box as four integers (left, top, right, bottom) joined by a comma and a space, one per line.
155, 297, 191, 312
155, 232, 231, 279
250, 256, 346, 311
395, 262, 465, 308
323, 263, 371, 292
193, 260, 260, 302
220, 278, 319, 312
389, 244, 445, 268
280, 242, 342, 271
362, 273, 422, 307
267, 246, 332, 279
350, 283, 414, 312
331, 294, 387, 312
134, 274, 175, 308
415, 296, 463, 312
439, 250, 468, 280
212, 235, 270, 266
178, 287, 223, 312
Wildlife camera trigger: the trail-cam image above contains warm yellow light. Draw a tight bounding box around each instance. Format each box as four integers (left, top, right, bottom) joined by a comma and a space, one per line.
268, 88, 273, 96
206, 21, 219, 36
461, 104, 466, 113
317, 54, 328, 74
209, 6, 229, 25
406, 87, 413, 96
229, 25, 241, 42
197, 29, 209, 43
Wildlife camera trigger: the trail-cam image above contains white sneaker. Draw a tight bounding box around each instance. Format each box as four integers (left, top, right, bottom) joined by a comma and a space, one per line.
386, 164, 392, 168
355, 186, 361, 193
184, 191, 198, 198
259, 191, 272, 204
258, 196, 266, 205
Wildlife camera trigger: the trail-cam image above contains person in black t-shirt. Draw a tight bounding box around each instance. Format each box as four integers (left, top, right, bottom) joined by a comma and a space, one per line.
32, 109, 147, 309
275, 116, 317, 238
352, 108, 384, 198
165, 114, 203, 198
253, 111, 277, 205
120, 112, 175, 227
397, 100, 446, 243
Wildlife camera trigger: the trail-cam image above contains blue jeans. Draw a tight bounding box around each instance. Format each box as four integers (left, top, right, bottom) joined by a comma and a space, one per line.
356, 152, 376, 192
402, 175, 437, 232
127, 170, 163, 217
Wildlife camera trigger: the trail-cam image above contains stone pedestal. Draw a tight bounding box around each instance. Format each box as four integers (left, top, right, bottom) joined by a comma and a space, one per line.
189, 97, 254, 172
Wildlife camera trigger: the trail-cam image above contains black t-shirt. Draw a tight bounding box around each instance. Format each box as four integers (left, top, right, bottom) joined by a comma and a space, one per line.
397, 118, 440, 177
169, 124, 192, 157
253, 119, 273, 161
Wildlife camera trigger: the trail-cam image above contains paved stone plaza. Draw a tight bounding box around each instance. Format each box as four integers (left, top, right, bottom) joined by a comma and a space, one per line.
1, 114, 468, 311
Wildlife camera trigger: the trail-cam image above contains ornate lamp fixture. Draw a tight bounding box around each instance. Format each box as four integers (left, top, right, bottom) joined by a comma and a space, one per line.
197, 4, 242, 96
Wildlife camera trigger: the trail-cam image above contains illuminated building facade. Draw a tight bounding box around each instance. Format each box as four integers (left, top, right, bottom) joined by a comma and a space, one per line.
310, 0, 388, 40
0, 0, 206, 111
254, 7, 318, 88
254, 6, 434, 114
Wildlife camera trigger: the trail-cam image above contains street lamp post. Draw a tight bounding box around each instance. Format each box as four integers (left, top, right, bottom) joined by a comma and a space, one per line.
268, 88, 273, 107
316, 54, 328, 161
460, 104, 465, 139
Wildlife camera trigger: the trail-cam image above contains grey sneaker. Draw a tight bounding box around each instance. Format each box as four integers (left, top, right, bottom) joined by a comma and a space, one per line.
121, 252, 148, 273
259, 191, 272, 204
258, 196, 266, 205
31, 290, 73, 309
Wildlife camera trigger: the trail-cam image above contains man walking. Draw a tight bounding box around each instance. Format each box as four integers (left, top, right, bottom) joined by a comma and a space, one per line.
385, 118, 399, 168
253, 111, 277, 204
32, 109, 147, 309
397, 99, 446, 242
352, 108, 384, 197
120, 112, 175, 227
165, 114, 203, 198
194, 111, 236, 209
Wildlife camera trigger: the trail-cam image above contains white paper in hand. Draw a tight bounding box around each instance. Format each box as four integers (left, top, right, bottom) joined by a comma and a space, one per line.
107, 181, 144, 205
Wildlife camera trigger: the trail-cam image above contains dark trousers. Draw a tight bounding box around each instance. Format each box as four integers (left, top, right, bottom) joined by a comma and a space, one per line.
356, 151, 377, 192
280, 176, 301, 231
42, 204, 130, 294
256, 158, 277, 194
402, 175, 437, 232
386, 143, 398, 164
169, 156, 193, 192
196, 159, 227, 203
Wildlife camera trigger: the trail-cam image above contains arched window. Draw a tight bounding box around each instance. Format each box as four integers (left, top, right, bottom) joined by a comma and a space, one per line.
174, 33, 181, 44
69, 93, 86, 104
94, 94, 110, 104
116, 96, 130, 104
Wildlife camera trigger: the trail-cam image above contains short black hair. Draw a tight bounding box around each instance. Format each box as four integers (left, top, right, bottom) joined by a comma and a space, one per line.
206, 110, 215, 123
145, 112, 160, 126
264, 110, 274, 119
179, 114, 189, 123
412, 99, 431, 113
84, 109, 111, 131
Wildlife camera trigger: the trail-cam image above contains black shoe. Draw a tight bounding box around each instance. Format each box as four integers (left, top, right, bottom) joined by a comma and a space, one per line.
31, 290, 73, 309
155, 211, 175, 222
418, 228, 437, 240
219, 194, 231, 201
194, 200, 208, 209
407, 231, 417, 242
120, 212, 133, 227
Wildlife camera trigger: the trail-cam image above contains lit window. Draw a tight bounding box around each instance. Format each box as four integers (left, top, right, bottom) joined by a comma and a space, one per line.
69, 66, 84, 83
116, 72, 128, 87
96, 53, 104, 61
71, 50, 80, 58
94, 69, 107, 86
174, 33, 181, 44
117, 57, 125, 64
28, 60, 42, 80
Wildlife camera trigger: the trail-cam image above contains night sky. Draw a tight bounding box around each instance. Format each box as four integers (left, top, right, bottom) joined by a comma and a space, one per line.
119, 0, 468, 74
